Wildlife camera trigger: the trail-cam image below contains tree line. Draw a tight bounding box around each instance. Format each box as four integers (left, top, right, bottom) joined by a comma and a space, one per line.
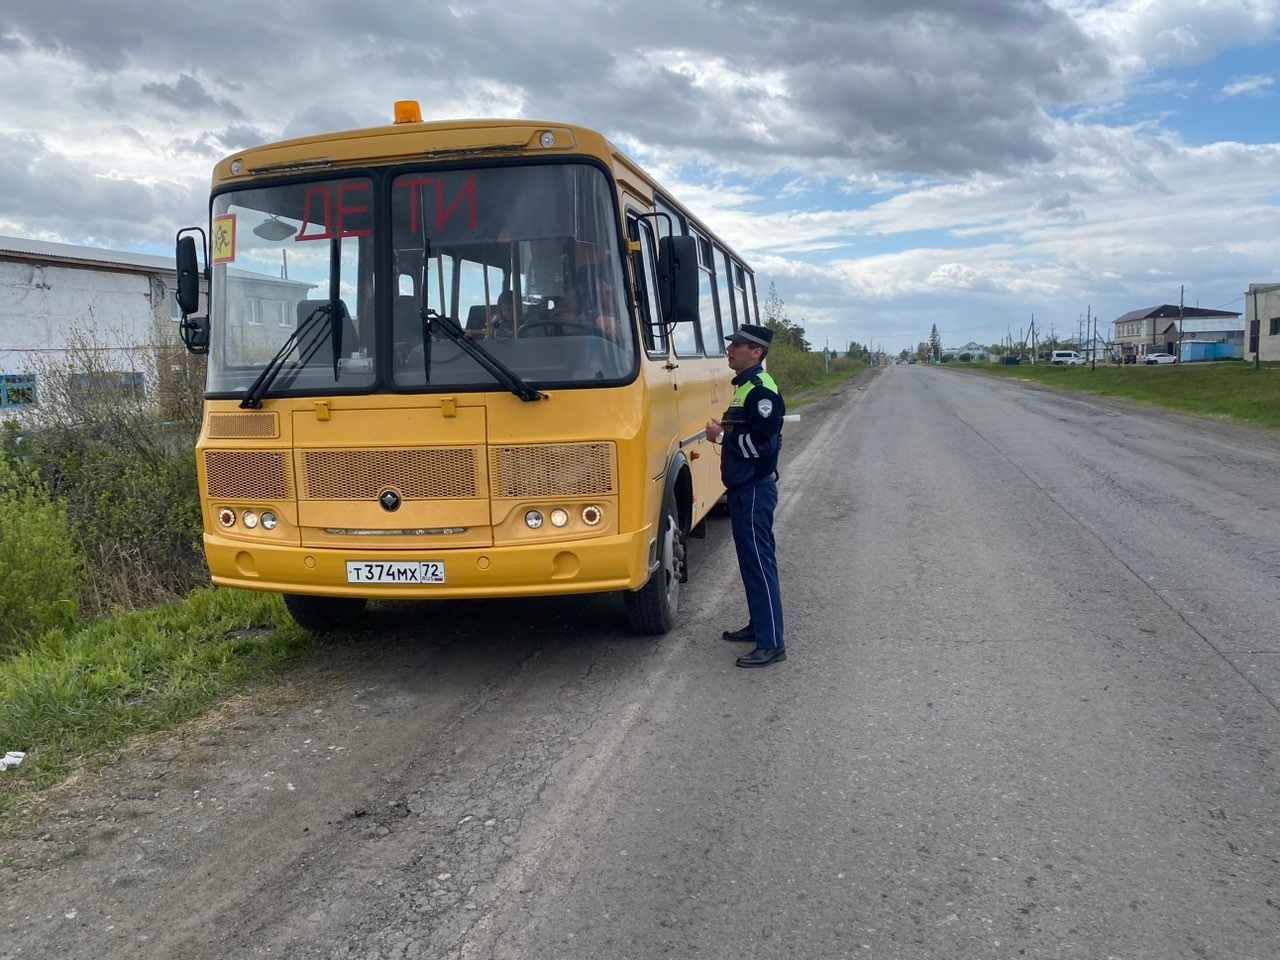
760, 283, 876, 364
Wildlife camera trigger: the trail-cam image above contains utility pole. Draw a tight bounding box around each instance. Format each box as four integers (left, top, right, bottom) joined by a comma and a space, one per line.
1176, 284, 1185, 363
1088, 305, 1095, 370
1254, 286, 1261, 370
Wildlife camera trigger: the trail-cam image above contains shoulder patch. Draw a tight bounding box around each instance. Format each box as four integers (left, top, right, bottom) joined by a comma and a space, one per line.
757, 398, 774, 418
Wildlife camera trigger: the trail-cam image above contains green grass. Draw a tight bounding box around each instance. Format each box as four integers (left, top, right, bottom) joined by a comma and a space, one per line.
789, 364, 868, 405
958, 360, 1280, 430
0, 588, 315, 821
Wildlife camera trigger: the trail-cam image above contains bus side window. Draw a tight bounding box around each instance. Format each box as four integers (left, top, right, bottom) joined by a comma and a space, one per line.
628, 215, 668, 356
734, 262, 753, 327
715, 244, 737, 335
695, 232, 722, 356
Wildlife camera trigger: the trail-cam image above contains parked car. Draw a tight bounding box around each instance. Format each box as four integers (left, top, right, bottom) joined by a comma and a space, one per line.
1144, 353, 1177, 364
1050, 350, 1087, 365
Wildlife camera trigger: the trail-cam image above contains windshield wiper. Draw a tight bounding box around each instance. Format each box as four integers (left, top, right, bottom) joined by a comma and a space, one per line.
426, 309, 546, 403
240, 300, 345, 409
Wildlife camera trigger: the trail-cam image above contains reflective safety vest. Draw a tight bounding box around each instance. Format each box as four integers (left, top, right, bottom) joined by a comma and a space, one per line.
729, 371, 779, 409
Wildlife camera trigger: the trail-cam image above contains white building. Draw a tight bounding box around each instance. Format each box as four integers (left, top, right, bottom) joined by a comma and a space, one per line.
1245, 283, 1280, 363
1, 235, 306, 420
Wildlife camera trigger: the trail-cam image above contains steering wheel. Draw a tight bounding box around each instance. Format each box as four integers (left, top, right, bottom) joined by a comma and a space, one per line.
518, 318, 595, 337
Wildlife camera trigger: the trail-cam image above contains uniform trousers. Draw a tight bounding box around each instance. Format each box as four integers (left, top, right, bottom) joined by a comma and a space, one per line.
727, 477, 784, 650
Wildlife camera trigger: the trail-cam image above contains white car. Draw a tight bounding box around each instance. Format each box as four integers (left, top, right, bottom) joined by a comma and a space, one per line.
1144, 353, 1177, 364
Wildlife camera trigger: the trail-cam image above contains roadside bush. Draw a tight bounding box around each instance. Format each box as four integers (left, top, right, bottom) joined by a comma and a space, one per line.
33, 426, 204, 613
0, 449, 81, 651
14, 324, 206, 619
763, 341, 826, 392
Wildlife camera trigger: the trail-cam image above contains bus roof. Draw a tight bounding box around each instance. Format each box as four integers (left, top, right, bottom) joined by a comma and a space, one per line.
212, 118, 614, 186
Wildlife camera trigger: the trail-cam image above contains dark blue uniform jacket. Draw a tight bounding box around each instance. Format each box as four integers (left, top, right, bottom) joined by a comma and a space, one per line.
720, 363, 785, 491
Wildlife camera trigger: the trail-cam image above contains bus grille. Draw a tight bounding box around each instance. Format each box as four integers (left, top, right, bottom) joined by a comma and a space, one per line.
301, 448, 479, 500
208, 412, 279, 439
489, 443, 614, 498
205, 450, 292, 500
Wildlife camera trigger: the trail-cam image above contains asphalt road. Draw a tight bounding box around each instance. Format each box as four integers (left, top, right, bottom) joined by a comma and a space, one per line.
4, 364, 1279, 959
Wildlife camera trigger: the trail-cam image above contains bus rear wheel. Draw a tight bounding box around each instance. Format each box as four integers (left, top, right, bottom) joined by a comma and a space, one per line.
282, 594, 367, 633
624, 488, 685, 635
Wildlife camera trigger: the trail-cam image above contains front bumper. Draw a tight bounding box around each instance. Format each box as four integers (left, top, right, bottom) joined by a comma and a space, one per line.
204, 527, 654, 599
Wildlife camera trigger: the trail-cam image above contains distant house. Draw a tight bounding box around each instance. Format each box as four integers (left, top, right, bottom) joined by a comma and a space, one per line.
1111, 305, 1243, 362
1245, 283, 1280, 363
942, 340, 986, 359
0, 235, 308, 421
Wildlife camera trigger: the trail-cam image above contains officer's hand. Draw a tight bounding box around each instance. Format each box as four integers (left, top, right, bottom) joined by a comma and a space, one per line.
706, 418, 722, 442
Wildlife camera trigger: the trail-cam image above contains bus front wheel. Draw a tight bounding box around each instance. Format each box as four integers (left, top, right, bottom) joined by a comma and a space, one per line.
624, 487, 686, 635
282, 594, 367, 633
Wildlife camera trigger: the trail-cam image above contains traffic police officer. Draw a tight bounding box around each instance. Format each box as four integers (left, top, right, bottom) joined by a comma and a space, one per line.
705, 324, 786, 667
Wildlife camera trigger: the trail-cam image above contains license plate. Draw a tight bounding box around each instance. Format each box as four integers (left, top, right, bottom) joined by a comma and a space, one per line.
345, 561, 445, 584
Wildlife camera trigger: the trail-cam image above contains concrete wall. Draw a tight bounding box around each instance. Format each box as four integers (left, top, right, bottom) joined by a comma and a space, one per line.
1246, 284, 1280, 363
0, 259, 166, 420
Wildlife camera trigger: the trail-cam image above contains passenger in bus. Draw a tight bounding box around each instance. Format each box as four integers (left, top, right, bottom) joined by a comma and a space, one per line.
489, 291, 516, 339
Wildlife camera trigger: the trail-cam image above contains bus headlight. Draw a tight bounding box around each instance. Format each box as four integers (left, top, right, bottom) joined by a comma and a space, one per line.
581, 505, 602, 526
524, 510, 544, 529
549, 508, 569, 528
242, 511, 259, 529
218, 508, 236, 528
261, 512, 278, 530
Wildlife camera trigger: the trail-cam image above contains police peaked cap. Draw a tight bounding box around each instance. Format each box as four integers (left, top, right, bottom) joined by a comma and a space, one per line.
725, 324, 772, 347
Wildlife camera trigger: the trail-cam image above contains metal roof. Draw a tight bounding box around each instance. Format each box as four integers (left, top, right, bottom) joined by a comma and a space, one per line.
0, 234, 176, 273
1158, 317, 1244, 334
1112, 304, 1241, 324
0, 233, 308, 287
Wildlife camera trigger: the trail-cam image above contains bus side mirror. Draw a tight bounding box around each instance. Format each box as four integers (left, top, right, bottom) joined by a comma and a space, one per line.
657, 235, 699, 324
175, 231, 210, 355
176, 235, 201, 314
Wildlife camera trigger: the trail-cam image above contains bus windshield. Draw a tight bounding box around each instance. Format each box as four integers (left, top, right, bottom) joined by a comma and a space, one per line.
205, 162, 636, 398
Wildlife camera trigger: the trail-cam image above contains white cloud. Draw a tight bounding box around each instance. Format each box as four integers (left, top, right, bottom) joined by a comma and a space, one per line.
1068, 0, 1280, 72
1221, 74, 1276, 98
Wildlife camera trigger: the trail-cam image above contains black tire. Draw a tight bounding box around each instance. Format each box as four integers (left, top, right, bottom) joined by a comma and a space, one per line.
282, 594, 367, 633
624, 486, 686, 635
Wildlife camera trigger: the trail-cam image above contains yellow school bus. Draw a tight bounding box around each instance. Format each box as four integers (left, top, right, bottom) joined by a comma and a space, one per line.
174, 101, 761, 634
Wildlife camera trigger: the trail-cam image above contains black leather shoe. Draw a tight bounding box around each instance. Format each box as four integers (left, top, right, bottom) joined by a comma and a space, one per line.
722, 625, 756, 642
735, 646, 787, 668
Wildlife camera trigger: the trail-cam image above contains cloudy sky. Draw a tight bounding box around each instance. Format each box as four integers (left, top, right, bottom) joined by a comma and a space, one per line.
3, 0, 1279, 353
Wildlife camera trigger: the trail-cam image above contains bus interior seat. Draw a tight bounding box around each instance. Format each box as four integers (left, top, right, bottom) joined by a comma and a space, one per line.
393, 295, 423, 354
295, 299, 358, 361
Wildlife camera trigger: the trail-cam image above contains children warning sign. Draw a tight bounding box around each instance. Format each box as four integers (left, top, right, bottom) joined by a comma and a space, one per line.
212, 214, 237, 264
